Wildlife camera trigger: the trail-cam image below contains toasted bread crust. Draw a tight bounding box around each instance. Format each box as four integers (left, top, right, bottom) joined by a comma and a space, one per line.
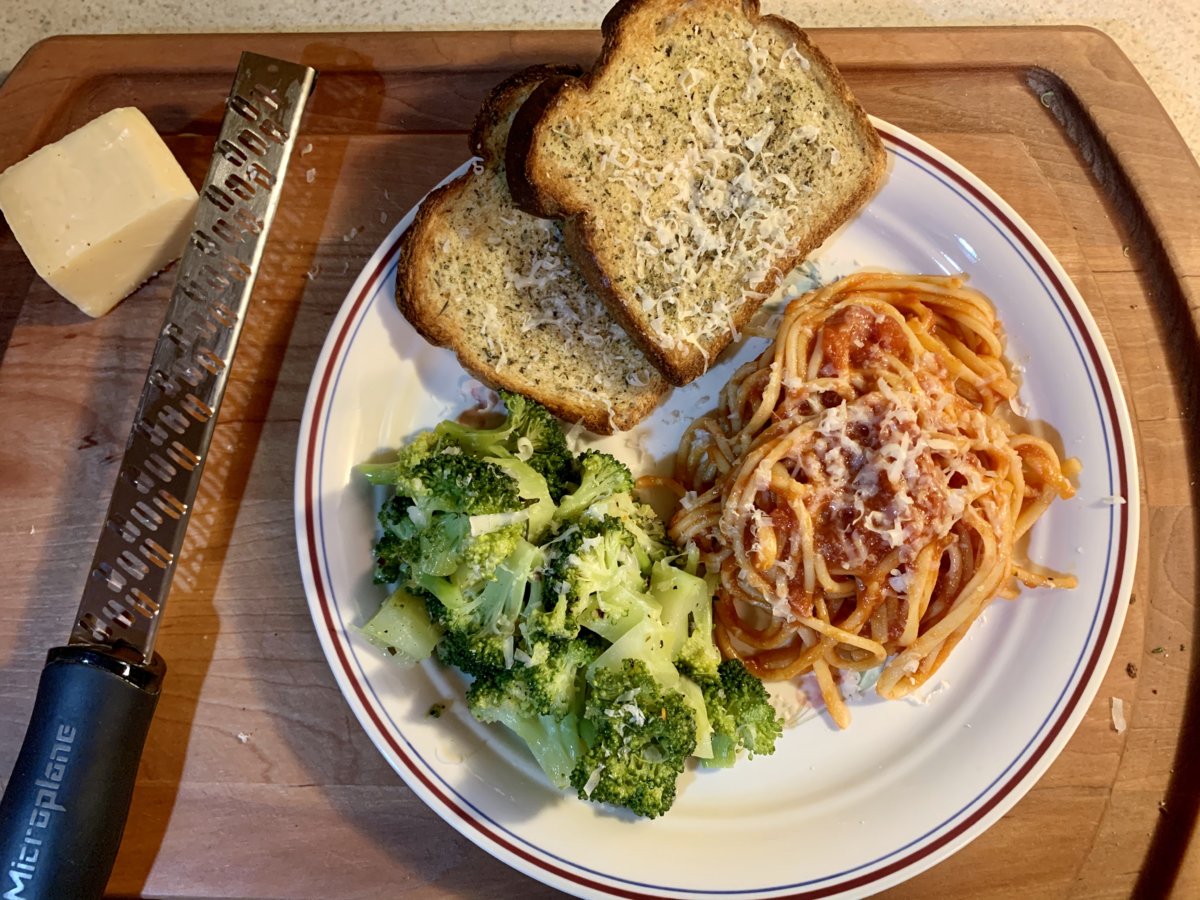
396, 176, 468, 349
505, 76, 575, 218
471, 64, 584, 164
396, 66, 670, 434
507, 0, 887, 385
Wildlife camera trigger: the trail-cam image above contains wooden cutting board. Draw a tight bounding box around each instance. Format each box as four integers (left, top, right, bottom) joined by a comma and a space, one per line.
0, 28, 1197, 899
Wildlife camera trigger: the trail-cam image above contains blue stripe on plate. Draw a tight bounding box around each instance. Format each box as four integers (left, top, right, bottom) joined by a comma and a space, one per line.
312, 132, 1121, 896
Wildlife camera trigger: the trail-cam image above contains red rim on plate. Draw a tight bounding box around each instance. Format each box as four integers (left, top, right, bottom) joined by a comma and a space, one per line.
294, 119, 1137, 899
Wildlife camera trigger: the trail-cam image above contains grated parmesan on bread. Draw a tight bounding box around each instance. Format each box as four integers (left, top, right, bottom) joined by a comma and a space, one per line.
506, 0, 887, 385
396, 65, 670, 434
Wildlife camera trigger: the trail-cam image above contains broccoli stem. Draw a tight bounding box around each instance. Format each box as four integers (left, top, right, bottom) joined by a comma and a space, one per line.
651, 558, 722, 678
678, 676, 714, 760
361, 587, 444, 665
496, 711, 584, 789
590, 615, 680, 688
487, 456, 554, 541
355, 461, 408, 485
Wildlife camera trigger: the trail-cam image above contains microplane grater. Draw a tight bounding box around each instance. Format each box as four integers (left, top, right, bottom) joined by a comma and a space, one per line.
72, 52, 316, 660
0, 52, 315, 900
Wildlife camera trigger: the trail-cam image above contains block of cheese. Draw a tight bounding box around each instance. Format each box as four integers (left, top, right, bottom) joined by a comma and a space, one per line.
0, 107, 199, 317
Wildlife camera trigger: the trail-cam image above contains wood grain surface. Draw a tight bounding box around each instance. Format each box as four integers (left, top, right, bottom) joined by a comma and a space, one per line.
0, 27, 1197, 899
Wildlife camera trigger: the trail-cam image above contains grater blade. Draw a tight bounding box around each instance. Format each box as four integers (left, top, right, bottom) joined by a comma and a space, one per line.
70, 52, 316, 660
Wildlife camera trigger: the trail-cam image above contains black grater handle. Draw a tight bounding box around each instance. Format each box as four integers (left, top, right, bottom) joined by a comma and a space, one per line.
0, 645, 165, 899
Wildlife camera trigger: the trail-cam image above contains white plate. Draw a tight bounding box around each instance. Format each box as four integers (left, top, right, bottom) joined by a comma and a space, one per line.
294, 119, 1138, 899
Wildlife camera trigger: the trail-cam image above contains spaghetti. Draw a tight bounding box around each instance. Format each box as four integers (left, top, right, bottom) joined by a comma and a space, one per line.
668, 272, 1077, 728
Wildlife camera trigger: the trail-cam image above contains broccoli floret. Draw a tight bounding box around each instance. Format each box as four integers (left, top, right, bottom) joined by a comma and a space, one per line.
582, 600, 718, 764
453, 522, 525, 591
553, 451, 634, 524
359, 433, 521, 516
372, 500, 526, 589
354, 430, 446, 485
437, 538, 540, 634
500, 393, 575, 501
365, 440, 525, 588
599, 492, 674, 569
570, 659, 696, 819
372, 525, 408, 585
470, 637, 598, 718
519, 597, 575, 645
433, 622, 510, 677
650, 556, 732, 761
416, 512, 473, 576
466, 637, 598, 787
417, 537, 543, 676
436, 391, 576, 502
695, 659, 784, 768
408, 452, 521, 516
527, 636, 603, 717
377, 493, 412, 536
538, 517, 658, 644
374, 508, 468, 579
488, 456, 555, 543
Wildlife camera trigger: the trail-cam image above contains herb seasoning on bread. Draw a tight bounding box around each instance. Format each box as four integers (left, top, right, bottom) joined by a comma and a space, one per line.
396, 65, 669, 434
507, 0, 887, 385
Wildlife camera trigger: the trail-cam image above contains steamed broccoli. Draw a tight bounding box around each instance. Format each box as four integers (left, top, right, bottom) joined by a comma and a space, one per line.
602, 492, 674, 570
366, 443, 524, 587
553, 451, 634, 524
454, 521, 526, 590
359, 392, 783, 819
436, 390, 575, 501
466, 637, 599, 787
360, 586, 444, 665
536, 517, 656, 644
487, 456, 555, 543
694, 659, 784, 768
430, 613, 510, 677
652, 557, 722, 680
570, 659, 696, 819
412, 451, 521, 515
470, 634, 598, 719
580, 558, 723, 760
360, 424, 539, 677
540, 519, 727, 764
354, 430, 447, 486
373, 495, 525, 586
371, 506, 411, 586
421, 538, 543, 676
360, 436, 519, 515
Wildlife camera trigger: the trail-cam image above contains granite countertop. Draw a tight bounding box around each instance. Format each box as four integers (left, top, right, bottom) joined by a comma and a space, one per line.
2, 0, 1197, 163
